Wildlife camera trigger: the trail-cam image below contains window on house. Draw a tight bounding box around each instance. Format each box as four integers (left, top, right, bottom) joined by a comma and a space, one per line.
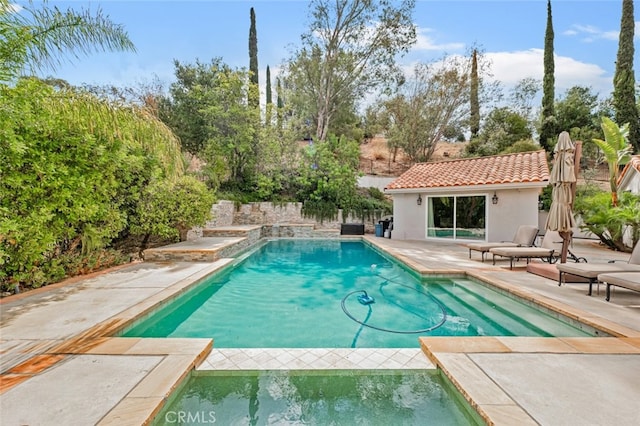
426, 195, 485, 240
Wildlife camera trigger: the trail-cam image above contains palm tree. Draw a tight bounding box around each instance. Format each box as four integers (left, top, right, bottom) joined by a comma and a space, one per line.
592, 117, 633, 206
0, 0, 135, 81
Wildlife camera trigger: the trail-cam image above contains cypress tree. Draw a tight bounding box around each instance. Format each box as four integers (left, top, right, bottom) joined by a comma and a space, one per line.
613, 0, 639, 153
539, 0, 556, 151
266, 65, 272, 105
276, 77, 284, 131
265, 65, 272, 126
248, 7, 259, 110
470, 49, 480, 139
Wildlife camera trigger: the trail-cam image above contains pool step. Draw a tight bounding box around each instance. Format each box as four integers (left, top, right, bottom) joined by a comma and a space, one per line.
432, 282, 571, 336
143, 237, 253, 262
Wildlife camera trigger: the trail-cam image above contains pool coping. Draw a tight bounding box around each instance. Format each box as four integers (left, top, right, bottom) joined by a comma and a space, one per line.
419, 336, 640, 425
2, 236, 639, 425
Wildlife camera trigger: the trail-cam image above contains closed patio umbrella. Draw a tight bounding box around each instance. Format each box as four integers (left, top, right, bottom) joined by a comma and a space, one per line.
545, 131, 581, 263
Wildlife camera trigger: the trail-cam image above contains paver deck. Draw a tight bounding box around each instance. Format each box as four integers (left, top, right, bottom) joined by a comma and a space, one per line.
1, 235, 639, 425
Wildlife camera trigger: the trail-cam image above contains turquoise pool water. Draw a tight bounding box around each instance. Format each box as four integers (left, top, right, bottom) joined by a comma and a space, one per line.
121, 240, 593, 347
151, 370, 482, 426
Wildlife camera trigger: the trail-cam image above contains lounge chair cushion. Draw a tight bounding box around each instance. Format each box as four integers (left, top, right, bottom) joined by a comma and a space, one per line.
467, 241, 520, 252
556, 262, 640, 279
490, 247, 555, 258
490, 247, 555, 269
598, 272, 640, 292
466, 225, 538, 260
491, 230, 564, 261
597, 272, 640, 301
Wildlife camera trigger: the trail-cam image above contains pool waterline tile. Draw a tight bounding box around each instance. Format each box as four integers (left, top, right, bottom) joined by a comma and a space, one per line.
197, 348, 435, 371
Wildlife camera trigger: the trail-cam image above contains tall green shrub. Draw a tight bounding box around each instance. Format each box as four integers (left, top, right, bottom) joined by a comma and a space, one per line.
539, 0, 556, 151
574, 189, 640, 251
0, 78, 189, 292
613, 0, 639, 153
470, 49, 480, 138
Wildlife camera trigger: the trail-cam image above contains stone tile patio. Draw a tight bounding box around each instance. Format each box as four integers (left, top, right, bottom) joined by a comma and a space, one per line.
1, 234, 639, 425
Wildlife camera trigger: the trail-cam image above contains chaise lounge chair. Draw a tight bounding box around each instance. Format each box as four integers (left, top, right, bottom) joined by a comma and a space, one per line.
556, 240, 640, 295
466, 225, 538, 262
597, 272, 640, 301
489, 230, 567, 269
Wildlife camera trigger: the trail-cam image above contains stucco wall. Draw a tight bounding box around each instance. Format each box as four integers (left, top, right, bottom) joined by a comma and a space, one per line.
357, 175, 396, 191
391, 188, 542, 242
486, 188, 540, 241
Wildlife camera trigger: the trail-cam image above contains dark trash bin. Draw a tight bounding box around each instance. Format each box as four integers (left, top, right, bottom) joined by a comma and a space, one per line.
379, 219, 391, 233
375, 223, 383, 237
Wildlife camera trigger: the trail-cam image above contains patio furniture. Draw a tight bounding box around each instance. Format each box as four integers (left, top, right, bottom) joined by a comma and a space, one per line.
489, 231, 560, 269
490, 246, 554, 269
489, 230, 587, 269
597, 272, 640, 301
556, 241, 640, 295
466, 225, 538, 261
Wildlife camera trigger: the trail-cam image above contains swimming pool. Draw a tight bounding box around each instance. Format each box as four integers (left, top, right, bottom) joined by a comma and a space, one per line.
121, 240, 594, 347
151, 369, 483, 425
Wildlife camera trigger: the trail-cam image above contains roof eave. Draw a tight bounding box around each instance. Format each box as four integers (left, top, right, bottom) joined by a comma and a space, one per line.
385, 181, 549, 194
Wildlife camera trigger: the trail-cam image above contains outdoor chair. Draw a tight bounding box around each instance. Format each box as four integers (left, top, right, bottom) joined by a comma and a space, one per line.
466, 225, 538, 262
557, 240, 640, 296
597, 272, 640, 301
489, 230, 563, 269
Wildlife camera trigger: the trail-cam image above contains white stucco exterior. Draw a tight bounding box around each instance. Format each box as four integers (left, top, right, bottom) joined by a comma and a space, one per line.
388, 185, 544, 242
618, 159, 640, 194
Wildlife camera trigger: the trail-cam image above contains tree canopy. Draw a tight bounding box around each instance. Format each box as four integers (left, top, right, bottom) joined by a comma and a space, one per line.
381, 58, 471, 163
282, 0, 416, 141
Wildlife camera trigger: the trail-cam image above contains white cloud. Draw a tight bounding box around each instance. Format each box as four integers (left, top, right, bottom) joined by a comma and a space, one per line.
413, 27, 465, 52
563, 22, 638, 42
485, 49, 611, 96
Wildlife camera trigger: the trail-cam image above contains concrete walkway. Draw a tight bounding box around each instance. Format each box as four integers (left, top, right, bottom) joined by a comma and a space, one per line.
1, 235, 639, 425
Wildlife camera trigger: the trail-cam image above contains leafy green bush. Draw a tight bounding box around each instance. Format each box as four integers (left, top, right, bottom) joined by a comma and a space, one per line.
130, 175, 215, 254
298, 135, 391, 222
574, 188, 640, 252
0, 78, 210, 292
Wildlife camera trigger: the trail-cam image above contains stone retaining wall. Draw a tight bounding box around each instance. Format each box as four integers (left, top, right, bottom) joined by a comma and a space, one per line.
189, 201, 386, 240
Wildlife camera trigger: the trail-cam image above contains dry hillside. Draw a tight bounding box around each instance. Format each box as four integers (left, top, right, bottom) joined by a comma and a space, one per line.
359, 136, 467, 176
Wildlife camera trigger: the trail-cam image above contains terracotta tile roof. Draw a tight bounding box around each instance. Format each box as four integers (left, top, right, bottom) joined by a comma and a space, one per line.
385, 150, 549, 191
618, 155, 640, 185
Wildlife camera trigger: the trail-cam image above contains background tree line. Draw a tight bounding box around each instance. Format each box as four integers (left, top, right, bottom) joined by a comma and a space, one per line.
2, 0, 639, 293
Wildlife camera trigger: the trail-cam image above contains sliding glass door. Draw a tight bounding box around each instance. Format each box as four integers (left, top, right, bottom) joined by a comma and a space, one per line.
426, 195, 486, 240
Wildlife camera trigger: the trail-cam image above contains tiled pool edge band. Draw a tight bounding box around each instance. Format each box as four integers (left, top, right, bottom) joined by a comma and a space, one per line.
3, 236, 640, 425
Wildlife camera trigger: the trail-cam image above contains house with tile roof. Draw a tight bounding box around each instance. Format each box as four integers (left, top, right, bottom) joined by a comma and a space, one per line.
384, 150, 550, 242
618, 155, 640, 194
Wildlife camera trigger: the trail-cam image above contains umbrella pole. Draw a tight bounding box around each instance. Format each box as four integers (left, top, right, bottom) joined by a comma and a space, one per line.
559, 231, 572, 263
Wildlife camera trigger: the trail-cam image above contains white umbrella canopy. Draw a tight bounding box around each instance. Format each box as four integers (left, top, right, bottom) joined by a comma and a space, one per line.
549, 132, 577, 187
545, 131, 579, 263
546, 183, 575, 231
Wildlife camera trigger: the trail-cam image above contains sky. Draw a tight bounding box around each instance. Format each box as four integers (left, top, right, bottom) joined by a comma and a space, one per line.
21, 0, 640, 104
